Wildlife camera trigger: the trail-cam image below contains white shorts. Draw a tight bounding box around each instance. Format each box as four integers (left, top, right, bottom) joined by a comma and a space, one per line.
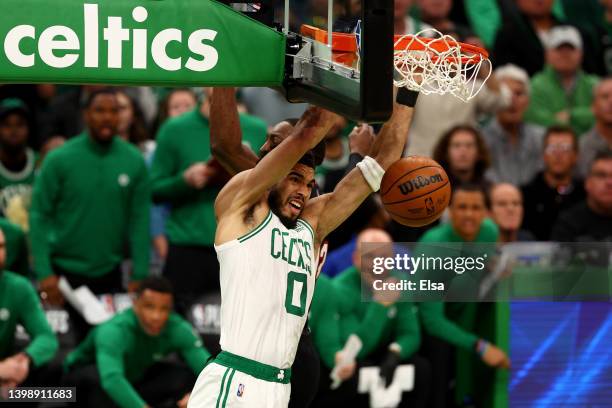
188, 362, 291, 408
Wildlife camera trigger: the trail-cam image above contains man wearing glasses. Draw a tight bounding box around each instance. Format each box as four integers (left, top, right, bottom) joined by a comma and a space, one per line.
522, 125, 586, 240
552, 151, 612, 242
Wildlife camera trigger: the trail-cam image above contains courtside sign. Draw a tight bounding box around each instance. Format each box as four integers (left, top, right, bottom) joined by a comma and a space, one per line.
0, 0, 285, 86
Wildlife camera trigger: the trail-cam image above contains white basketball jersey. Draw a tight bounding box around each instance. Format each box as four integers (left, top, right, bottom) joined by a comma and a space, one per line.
215, 210, 317, 369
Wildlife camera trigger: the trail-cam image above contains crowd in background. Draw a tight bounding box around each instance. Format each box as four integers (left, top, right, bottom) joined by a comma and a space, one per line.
1, 0, 612, 407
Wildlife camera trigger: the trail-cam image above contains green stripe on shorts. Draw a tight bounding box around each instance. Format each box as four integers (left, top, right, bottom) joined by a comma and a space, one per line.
215, 367, 230, 408
222, 369, 236, 408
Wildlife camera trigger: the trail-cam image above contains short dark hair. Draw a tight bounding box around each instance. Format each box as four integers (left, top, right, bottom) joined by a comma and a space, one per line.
84, 87, 118, 109
137, 276, 173, 296
451, 182, 490, 209
543, 125, 578, 152
589, 149, 612, 174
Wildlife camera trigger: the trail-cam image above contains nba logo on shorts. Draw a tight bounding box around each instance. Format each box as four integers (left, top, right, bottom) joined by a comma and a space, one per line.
237, 384, 245, 397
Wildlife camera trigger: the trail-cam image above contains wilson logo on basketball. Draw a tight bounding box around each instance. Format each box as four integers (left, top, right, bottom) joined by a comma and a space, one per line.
397, 174, 444, 195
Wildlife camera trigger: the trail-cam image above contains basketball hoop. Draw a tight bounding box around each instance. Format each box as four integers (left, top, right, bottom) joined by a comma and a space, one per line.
393, 29, 492, 102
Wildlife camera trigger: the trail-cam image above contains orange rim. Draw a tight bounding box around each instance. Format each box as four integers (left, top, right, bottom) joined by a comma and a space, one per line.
394, 35, 489, 64
300, 25, 358, 53
298, 25, 488, 65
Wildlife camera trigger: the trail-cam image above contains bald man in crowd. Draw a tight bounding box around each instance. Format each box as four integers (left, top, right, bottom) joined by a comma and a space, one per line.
489, 183, 534, 242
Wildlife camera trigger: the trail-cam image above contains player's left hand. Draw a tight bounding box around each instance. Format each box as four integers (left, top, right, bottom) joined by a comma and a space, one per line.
379, 350, 401, 387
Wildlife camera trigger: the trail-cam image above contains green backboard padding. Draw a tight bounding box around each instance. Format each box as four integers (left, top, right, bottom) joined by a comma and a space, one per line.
0, 0, 285, 86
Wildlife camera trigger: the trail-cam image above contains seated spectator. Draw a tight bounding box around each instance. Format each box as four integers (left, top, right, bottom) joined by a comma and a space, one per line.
551, 151, 612, 241
30, 89, 150, 340
433, 125, 492, 191
63, 277, 209, 408
492, 0, 595, 76
0, 229, 59, 391
0, 98, 36, 228
489, 183, 534, 242
522, 126, 586, 240
418, 183, 507, 407
579, 78, 612, 178
0, 218, 28, 276
312, 228, 431, 408
483, 64, 544, 186
525, 26, 599, 136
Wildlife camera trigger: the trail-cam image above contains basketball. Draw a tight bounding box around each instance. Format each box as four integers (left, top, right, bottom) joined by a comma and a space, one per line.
380, 156, 451, 227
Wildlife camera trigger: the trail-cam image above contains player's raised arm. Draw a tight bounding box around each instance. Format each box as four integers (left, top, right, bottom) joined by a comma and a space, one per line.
303, 89, 417, 243
209, 87, 259, 175
215, 107, 337, 217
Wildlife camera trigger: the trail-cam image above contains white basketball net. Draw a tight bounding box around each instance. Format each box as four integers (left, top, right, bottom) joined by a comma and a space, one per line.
394, 29, 492, 102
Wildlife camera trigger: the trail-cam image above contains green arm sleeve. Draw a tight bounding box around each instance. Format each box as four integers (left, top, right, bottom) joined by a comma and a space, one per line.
310, 279, 343, 369
150, 126, 195, 204
95, 326, 147, 408
175, 322, 211, 374
394, 304, 421, 360
419, 302, 478, 351
29, 155, 61, 280
129, 161, 151, 281
355, 303, 394, 359
19, 280, 58, 366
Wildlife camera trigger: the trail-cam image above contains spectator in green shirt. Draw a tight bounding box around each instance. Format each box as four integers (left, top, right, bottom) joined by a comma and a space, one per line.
0, 229, 58, 391
30, 88, 151, 340
311, 228, 431, 408
63, 276, 210, 408
525, 25, 599, 135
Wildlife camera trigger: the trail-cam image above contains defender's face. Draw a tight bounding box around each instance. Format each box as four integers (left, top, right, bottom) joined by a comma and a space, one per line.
270, 164, 315, 224
260, 121, 294, 157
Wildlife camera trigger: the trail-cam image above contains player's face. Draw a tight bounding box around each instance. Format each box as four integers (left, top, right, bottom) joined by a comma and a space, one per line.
85, 94, 120, 144
448, 131, 478, 173
586, 159, 612, 210
490, 185, 523, 232
0, 113, 29, 151
543, 133, 577, 176
593, 80, 612, 125
450, 191, 487, 241
268, 164, 315, 228
260, 121, 294, 157
497, 79, 529, 125
134, 289, 173, 336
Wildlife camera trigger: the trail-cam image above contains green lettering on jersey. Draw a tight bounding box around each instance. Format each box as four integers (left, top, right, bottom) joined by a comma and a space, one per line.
288, 238, 297, 266
281, 232, 289, 261
270, 228, 281, 259
296, 238, 306, 270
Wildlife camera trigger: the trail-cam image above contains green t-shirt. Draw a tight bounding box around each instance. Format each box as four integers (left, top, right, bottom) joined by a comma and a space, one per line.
0, 271, 58, 366
151, 109, 267, 246
29, 134, 150, 281
65, 308, 210, 408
